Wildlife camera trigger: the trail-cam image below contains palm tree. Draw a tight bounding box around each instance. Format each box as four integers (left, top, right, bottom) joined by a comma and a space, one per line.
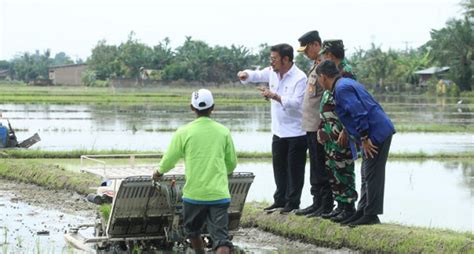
426, 16, 473, 91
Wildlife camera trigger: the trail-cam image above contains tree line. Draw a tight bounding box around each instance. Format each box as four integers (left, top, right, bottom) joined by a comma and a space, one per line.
1, 1, 472, 91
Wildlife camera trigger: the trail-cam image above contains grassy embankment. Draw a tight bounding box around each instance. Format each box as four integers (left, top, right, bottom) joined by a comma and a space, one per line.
241, 203, 473, 253
0, 159, 472, 253
142, 124, 474, 133
12, 124, 474, 133
0, 149, 473, 160
0, 84, 265, 106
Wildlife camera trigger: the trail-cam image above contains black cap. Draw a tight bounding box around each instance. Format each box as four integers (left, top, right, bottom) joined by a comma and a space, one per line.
320, 39, 344, 55
297, 30, 321, 52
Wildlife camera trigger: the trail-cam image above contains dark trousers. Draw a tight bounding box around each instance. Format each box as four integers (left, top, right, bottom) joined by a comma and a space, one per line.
272, 134, 307, 208
306, 132, 331, 205
183, 202, 232, 249
357, 135, 392, 215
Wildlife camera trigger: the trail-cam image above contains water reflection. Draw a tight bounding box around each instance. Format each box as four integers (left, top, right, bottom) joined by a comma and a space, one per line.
236, 159, 474, 232
0, 103, 472, 153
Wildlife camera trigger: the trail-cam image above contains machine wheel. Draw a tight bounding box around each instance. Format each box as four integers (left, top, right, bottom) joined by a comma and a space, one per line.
94, 219, 110, 251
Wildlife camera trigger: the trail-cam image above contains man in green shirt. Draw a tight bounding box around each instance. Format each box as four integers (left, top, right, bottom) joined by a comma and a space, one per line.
153, 88, 237, 254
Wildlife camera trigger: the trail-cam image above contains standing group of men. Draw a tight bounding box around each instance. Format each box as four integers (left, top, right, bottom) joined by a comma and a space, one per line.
154, 30, 396, 253
238, 30, 395, 226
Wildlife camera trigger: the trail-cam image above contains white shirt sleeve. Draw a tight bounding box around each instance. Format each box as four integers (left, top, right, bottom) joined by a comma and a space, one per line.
240, 67, 272, 84
280, 76, 307, 109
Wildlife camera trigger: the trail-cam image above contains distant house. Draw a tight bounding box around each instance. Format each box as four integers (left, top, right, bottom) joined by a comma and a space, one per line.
139, 67, 160, 80
414, 66, 450, 83
48, 64, 87, 86
0, 69, 9, 80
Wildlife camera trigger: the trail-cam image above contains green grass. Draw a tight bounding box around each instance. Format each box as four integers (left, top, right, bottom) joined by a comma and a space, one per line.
0, 149, 164, 159
1, 83, 471, 109
100, 204, 111, 223
460, 90, 474, 98
14, 125, 474, 133
242, 202, 473, 253
1, 149, 473, 160
395, 124, 474, 133
0, 84, 265, 105
389, 150, 474, 159
0, 159, 100, 194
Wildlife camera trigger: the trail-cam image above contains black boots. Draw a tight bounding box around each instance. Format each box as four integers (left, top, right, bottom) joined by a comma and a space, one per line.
348, 215, 381, 226
340, 209, 363, 225
295, 204, 318, 216
295, 198, 321, 216
321, 201, 343, 219
331, 203, 356, 223
279, 204, 299, 214
263, 203, 285, 211
307, 191, 334, 218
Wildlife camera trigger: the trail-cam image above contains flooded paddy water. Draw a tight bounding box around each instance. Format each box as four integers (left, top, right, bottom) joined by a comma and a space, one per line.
238, 159, 473, 232
0, 95, 472, 252
1, 95, 473, 153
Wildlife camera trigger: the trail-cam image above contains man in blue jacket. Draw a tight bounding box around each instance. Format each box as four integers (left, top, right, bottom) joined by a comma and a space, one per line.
315, 60, 395, 226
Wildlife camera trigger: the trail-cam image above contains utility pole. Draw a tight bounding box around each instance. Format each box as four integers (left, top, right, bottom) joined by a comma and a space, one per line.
402, 41, 412, 52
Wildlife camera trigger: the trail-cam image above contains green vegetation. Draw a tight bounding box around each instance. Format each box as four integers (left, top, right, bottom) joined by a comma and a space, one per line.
241, 202, 473, 253
254, 124, 474, 133
0, 83, 268, 105
1, 159, 472, 253
1, 149, 473, 160
0, 159, 100, 194
143, 124, 474, 133
100, 204, 111, 223
395, 124, 474, 133
425, 13, 473, 92
0, 83, 473, 107
5, 50, 75, 83
0, 149, 161, 159
2, 2, 471, 91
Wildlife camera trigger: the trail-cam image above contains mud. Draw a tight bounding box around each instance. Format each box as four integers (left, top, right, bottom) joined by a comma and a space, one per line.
0, 179, 355, 253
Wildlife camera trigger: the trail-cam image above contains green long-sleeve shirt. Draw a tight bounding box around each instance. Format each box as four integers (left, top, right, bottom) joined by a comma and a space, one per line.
158, 116, 237, 201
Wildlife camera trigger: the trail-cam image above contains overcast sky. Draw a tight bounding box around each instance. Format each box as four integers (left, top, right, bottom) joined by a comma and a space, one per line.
0, 0, 465, 61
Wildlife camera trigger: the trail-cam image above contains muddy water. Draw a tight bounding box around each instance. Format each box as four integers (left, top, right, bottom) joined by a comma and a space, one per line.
0, 180, 95, 254
0, 179, 355, 254
1, 103, 473, 153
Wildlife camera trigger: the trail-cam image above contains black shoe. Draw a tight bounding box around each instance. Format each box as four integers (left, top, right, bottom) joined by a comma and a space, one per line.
340, 209, 363, 225
331, 203, 356, 223
305, 211, 318, 218
306, 203, 334, 218
295, 205, 317, 216
321, 207, 343, 219
348, 215, 381, 227
279, 205, 299, 214
263, 203, 285, 211
321, 201, 344, 219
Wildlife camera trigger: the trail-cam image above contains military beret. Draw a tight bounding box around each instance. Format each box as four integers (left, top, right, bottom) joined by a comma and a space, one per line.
319, 39, 344, 55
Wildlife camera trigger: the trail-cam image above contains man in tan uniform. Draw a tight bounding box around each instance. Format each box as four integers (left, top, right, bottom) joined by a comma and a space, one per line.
294, 31, 334, 217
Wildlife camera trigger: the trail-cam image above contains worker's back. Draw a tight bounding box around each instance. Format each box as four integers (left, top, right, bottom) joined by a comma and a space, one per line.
159, 116, 237, 202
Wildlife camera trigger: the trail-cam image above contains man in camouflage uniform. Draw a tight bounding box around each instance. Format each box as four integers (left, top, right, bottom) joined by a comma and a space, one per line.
317, 40, 358, 222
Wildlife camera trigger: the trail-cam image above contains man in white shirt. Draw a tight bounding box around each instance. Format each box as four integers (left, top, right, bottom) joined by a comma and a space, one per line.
237, 43, 308, 214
